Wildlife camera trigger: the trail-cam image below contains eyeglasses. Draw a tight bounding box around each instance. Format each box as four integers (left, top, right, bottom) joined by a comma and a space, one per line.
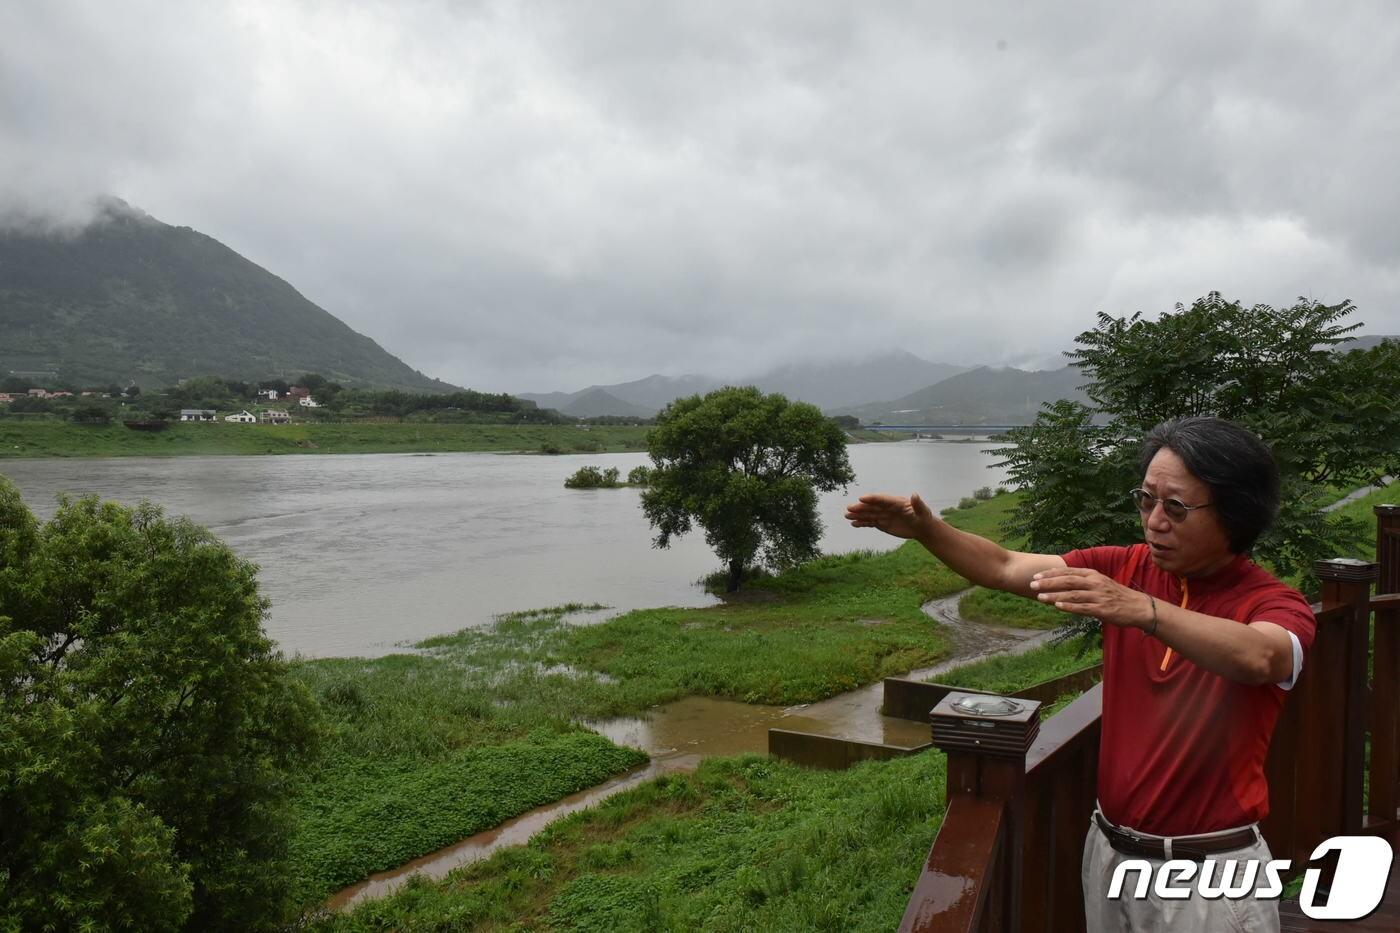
1129, 488, 1213, 522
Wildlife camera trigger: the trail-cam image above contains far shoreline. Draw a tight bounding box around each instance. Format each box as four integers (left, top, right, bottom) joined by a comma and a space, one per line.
0, 420, 918, 459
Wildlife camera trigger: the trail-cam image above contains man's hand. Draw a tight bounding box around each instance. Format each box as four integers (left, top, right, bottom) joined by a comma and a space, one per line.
1029, 567, 1153, 628
845, 493, 936, 541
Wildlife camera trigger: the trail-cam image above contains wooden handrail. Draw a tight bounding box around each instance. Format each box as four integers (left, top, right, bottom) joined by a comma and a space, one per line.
898, 796, 1006, 933
1025, 683, 1102, 776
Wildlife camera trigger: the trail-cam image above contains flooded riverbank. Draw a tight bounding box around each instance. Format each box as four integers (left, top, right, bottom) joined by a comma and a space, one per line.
1, 442, 1007, 656
325, 588, 1053, 911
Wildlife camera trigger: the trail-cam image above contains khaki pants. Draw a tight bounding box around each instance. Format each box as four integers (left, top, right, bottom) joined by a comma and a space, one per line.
1081, 815, 1281, 932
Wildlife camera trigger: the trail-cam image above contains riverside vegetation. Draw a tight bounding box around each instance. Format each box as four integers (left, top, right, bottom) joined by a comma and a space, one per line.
282, 491, 1103, 925
303, 480, 1395, 931
0, 421, 653, 458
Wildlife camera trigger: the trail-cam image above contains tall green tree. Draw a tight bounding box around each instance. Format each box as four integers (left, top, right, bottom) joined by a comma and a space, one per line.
641, 386, 855, 592
994, 293, 1400, 582
0, 479, 320, 930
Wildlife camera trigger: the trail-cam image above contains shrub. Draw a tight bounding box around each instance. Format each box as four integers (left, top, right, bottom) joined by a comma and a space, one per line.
627, 465, 652, 486
564, 466, 623, 489
958, 497, 979, 510
973, 486, 993, 501
0, 479, 321, 930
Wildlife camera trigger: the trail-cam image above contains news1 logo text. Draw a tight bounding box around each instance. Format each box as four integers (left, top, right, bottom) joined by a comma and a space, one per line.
1107, 836, 1393, 920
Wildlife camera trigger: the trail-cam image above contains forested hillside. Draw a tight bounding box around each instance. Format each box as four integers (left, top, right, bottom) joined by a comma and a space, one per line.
0, 199, 456, 391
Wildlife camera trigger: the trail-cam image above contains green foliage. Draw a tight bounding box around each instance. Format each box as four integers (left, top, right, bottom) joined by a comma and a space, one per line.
290, 731, 646, 903
973, 486, 993, 501
626, 465, 652, 486
565, 466, 623, 488
641, 387, 855, 592
993, 294, 1400, 580
829, 414, 861, 429
957, 497, 978, 510
0, 479, 321, 930
0, 421, 651, 459
310, 638, 1095, 932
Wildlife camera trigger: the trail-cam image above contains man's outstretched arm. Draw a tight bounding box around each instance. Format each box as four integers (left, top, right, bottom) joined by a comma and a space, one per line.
845, 492, 1065, 597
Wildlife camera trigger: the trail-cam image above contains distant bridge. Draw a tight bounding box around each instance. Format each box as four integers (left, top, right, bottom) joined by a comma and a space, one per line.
862, 424, 1026, 435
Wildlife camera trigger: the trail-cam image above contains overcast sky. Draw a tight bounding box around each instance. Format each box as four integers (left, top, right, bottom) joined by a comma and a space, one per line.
3, 2, 1398, 393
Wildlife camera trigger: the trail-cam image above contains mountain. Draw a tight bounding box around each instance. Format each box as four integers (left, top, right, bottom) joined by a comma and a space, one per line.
0, 199, 456, 391
518, 352, 970, 417
836, 365, 1088, 425
1342, 334, 1400, 352
554, 387, 656, 419
751, 351, 968, 410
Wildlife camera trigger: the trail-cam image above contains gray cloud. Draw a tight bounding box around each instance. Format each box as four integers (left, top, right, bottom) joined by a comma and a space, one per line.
3, 0, 1398, 392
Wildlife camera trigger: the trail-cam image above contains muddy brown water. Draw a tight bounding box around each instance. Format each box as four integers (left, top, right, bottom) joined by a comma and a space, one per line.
325, 589, 1054, 911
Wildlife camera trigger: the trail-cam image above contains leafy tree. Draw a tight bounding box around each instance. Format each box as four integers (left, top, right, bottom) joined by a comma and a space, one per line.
6, 396, 50, 413
0, 479, 321, 930
626, 465, 652, 486
0, 376, 31, 392
993, 293, 1400, 582
69, 403, 112, 424
830, 414, 861, 429
641, 386, 855, 592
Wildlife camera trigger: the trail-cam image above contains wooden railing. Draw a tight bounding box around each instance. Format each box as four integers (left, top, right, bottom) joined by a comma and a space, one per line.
900, 504, 1400, 932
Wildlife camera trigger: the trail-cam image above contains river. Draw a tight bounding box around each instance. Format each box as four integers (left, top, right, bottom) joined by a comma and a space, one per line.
0, 439, 1007, 657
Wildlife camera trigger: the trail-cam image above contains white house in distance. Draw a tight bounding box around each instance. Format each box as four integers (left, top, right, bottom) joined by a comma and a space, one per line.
224, 410, 257, 423
259, 409, 291, 424
298, 396, 320, 408
180, 409, 216, 422
258, 388, 279, 401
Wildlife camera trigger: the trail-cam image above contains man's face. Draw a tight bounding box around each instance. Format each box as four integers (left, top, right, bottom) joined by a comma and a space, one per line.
1140, 448, 1235, 577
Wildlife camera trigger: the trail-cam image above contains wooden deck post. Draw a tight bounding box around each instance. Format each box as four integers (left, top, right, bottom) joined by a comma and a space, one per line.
1309, 559, 1378, 843
1370, 505, 1400, 840
901, 692, 1040, 932
1377, 503, 1400, 596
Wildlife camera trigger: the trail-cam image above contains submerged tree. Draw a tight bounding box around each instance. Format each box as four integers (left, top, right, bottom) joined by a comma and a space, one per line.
0, 478, 320, 930
641, 386, 855, 592
993, 293, 1400, 583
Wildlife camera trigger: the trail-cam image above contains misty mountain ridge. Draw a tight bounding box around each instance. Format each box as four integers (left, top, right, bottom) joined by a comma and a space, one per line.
519, 351, 971, 417
834, 365, 1089, 425
0, 198, 457, 391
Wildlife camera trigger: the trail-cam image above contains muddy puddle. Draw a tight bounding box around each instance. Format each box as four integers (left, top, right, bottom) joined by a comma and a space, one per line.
326, 588, 1054, 911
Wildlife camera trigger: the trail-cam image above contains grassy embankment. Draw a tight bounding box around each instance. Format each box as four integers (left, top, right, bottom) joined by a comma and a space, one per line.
287, 491, 1099, 924
0, 421, 652, 457
304, 626, 1094, 931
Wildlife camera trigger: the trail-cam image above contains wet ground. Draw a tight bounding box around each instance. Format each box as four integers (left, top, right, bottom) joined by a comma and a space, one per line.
326, 588, 1054, 910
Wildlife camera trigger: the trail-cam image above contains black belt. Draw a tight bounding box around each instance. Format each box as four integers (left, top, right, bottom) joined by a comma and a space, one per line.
1094, 811, 1258, 861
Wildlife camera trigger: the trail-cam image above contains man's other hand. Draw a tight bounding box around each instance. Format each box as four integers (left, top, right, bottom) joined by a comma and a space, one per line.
845, 493, 935, 541
1029, 567, 1152, 628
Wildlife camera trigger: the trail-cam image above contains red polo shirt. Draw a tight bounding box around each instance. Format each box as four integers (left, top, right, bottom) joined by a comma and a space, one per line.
1062, 544, 1315, 836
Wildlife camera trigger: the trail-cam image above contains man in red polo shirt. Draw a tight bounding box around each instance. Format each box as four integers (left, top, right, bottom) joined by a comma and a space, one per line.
847, 416, 1312, 931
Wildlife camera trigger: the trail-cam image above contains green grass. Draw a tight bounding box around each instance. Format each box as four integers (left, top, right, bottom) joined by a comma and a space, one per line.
957, 586, 1064, 630
931, 638, 1103, 695
284, 490, 1052, 913
0, 421, 651, 458
308, 646, 1094, 932
1324, 482, 1395, 563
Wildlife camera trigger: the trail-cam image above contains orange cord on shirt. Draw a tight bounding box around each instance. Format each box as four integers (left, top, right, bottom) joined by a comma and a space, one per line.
1160, 578, 1189, 671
